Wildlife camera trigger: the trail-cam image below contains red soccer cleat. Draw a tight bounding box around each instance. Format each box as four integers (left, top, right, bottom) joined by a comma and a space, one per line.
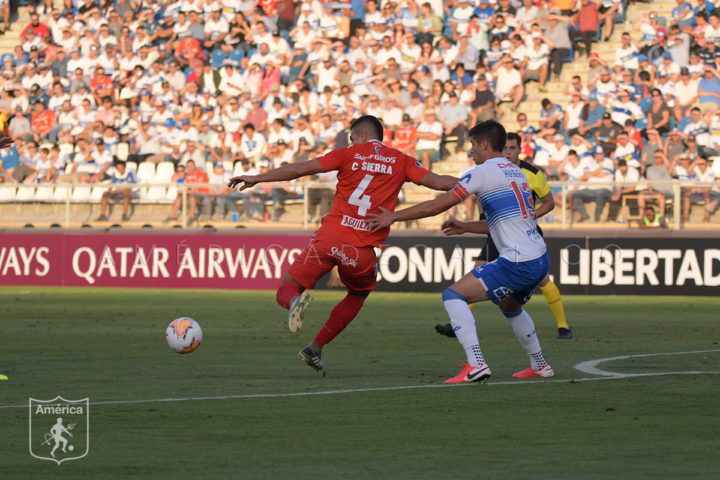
512, 364, 555, 378
444, 361, 492, 384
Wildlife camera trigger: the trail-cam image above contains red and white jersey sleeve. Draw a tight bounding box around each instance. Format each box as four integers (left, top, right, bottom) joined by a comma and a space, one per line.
316, 139, 430, 247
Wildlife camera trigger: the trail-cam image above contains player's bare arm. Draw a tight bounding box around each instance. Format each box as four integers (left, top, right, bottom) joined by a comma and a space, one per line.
368, 190, 461, 232
227, 159, 325, 190
417, 172, 458, 191
441, 219, 489, 236
533, 192, 555, 218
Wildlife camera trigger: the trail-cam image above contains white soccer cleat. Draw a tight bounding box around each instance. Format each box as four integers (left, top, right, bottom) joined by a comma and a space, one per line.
288, 291, 312, 333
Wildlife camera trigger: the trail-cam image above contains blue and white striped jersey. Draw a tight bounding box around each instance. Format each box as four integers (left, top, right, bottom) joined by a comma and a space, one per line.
452, 157, 546, 262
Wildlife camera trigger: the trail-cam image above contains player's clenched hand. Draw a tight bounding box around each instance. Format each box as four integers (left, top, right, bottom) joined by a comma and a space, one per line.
441, 219, 467, 236
367, 206, 396, 232
227, 175, 258, 190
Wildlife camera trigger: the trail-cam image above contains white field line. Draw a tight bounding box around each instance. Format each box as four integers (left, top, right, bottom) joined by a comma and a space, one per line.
2, 349, 719, 410
573, 348, 720, 377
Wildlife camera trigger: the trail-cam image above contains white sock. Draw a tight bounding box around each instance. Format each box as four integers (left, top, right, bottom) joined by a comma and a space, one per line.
443, 289, 485, 367
506, 309, 547, 370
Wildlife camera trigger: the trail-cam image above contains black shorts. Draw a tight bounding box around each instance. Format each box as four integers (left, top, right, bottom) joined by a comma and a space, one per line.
477, 234, 500, 263
475, 219, 544, 263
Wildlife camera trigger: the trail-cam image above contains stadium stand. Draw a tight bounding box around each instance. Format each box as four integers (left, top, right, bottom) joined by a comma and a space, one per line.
0, 0, 718, 229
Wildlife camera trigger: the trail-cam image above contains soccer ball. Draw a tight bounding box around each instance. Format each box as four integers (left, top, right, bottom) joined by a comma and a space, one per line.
165, 317, 203, 354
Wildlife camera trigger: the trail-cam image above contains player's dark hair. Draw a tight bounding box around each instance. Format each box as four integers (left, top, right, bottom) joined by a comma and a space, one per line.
468, 120, 506, 152
350, 115, 384, 140
507, 132, 522, 148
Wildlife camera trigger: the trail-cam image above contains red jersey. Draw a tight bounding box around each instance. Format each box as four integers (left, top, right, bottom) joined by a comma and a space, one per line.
316, 139, 430, 247
259, 0, 279, 15
393, 126, 418, 152
32, 109, 56, 136
90, 75, 114, 95
577, 3, 599, 32
21, 23, 50, 40
185, 168, 209, 194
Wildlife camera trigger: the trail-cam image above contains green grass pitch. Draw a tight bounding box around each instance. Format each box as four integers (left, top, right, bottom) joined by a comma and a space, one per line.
1, 287, 719, 479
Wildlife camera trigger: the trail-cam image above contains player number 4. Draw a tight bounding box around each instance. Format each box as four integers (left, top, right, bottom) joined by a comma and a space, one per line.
349, 174, 373, 216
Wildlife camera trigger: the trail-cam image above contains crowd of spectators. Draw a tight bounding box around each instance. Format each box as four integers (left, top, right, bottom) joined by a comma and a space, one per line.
0, 0, 717, 224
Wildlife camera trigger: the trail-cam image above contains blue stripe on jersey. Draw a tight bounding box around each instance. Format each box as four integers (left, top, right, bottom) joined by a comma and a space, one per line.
487, 210, 523, 230
479, 188, 523, 228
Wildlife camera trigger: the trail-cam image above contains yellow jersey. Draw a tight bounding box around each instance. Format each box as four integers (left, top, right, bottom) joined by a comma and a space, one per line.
519, 160, 551, 207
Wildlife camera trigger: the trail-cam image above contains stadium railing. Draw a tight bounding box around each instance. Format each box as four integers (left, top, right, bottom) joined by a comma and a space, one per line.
0, 180, 717, 229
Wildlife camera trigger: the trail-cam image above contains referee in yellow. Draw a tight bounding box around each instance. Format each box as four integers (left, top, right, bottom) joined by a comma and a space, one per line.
436, 131, 572, 339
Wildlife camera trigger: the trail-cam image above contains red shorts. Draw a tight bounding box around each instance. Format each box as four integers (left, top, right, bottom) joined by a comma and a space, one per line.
287, 235, 378, 291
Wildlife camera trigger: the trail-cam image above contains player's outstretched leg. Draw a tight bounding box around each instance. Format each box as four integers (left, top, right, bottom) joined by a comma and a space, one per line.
436, 260, 485, 338
276, 278, 312, 333
299, 291, 368, 372
298, 340, 324, 371
503, 307, 554, 378
538, 276, 572, 339
288, 291, 312, 333
442, 288, 491, 384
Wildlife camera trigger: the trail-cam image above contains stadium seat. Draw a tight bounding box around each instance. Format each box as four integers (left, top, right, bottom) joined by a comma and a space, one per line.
210, 49, 227, 69
146, 185, 168, 202
15, 186, 35, 201
205, 160, 214, 174
125, 161, 138, 176
166, 185, 178, 202
52, 185, 72, 202
639, 96, 652, 112
34, 185, 55, 201
228, 48, 245, 66
233, 162, 245, 176
58, 143, 75, 162
136, 162, 157, 183
136, 186, 149, 201
155, 161, 175, 183
70, 185, 92, 202
90, 186, 109, 203
711, 156, 720, 178
116, 142, 129, 161
223, 161, 233, 172
0, 185, 16, 201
